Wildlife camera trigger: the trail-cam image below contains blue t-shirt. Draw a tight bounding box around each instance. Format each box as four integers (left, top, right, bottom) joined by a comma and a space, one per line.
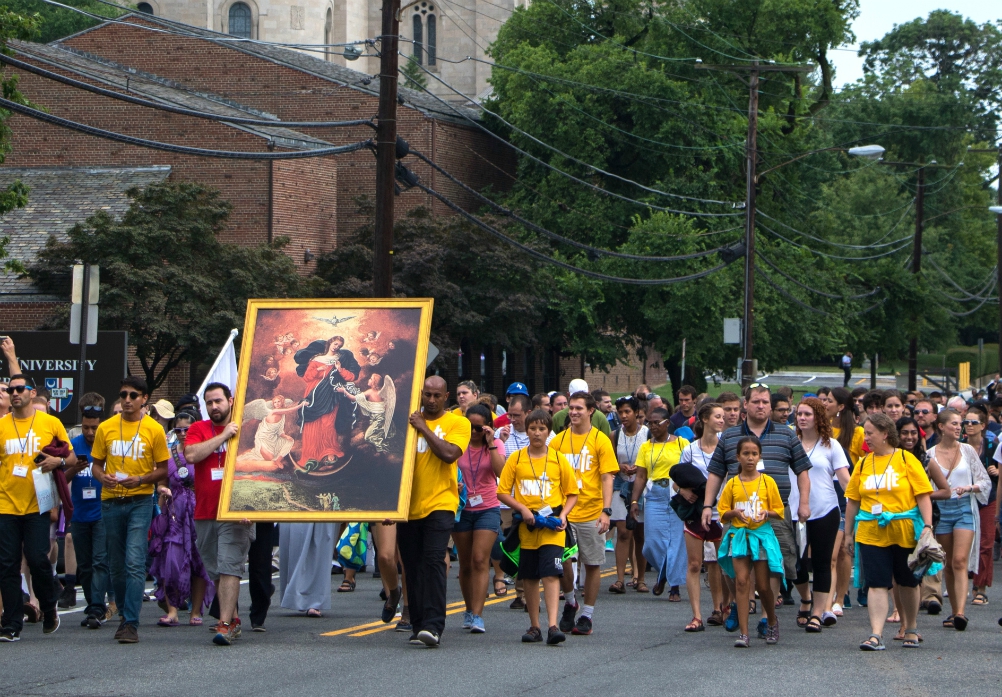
70, 434, 102, 523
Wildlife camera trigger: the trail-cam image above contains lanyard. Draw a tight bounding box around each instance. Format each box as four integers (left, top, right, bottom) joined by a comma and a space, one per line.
866, 449, 899, 499
524, 450, 551, 500
567, 427, 592, 462
210, 422, 225, 468
736, 474, 765, 512
9, 410, 38, 464
650, 438, 669, 472
119, 416, 143, 469
620, 427, 642, 465
466, 445, 487, 495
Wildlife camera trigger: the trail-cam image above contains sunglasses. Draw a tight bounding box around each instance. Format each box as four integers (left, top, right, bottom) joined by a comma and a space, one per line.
10, 384, 31, 394
914, 409, 932, 415
962, 420, 982, 427
615, 396, 633, 405
650, 418, 669, 427
173, 426, 190, 434
471, 425, 485, 432
119, 391, 142, 400
749, 382, 770, 390
82, 405, 104, 415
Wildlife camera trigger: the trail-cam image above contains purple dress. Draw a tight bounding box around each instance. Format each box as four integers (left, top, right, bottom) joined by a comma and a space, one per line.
149, 444, 215, 610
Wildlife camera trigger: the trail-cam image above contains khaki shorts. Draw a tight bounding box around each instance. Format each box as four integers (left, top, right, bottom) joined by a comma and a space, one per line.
774, 508, 798, 580
570, 519, 606, 566
195, 520, 254, 580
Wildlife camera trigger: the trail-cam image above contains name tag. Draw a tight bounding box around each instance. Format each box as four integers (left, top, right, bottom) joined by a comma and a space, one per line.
82, 487, 97, 500
577, 479, 584, 490
211, 468, 225, 481
468, 494, 483, 507
538, 504, 553, 517
871, 503, 882, 515
115, 472, 128, 481
12, 465, 28, 478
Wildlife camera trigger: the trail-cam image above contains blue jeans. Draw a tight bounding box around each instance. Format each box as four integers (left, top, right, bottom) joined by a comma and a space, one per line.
0, 512, 55, 633
71, 518, 112, 618
102, 496, 154, 627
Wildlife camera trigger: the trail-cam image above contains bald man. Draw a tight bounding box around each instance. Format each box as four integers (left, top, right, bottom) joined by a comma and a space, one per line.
399, 376, 472, 648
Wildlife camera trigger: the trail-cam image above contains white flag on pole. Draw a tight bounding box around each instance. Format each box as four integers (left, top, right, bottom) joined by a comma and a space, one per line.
197, 328, 239, 419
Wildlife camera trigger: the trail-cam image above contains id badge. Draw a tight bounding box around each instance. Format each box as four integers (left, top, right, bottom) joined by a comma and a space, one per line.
538, 504, 553, 517
211, 468, 225, 481
114, 472, 128, 481
12, 465, 28, 478
82, 487, 97, 500
871, 503, 882, 515
468, 494, 484, 507
577, 479, 584, 490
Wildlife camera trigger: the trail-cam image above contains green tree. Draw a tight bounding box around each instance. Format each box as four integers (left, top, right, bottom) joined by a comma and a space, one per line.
27, 181, 307, 390
1, 0, 124, 44
401, 54, 428, 92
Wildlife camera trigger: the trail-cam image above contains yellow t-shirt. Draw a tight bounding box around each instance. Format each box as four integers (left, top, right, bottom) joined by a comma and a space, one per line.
497, 448, 578, 549
833, 425, 865, 465
409, 411, 472, 520
636, 437, 690, 481
845, 449, 932, 548
717, 473, 784, 530
549, 426, 618, 523
0, 412, 70, 516
91, 414, 169, 500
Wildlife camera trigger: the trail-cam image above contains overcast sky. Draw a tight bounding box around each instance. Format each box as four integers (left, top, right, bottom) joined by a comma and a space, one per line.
829, 2, 1000, 86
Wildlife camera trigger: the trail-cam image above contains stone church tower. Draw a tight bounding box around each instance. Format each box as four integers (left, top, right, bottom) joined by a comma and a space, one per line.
135, 0, 527, 102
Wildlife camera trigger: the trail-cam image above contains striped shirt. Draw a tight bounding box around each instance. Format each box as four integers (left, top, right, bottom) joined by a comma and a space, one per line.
707, 419, 812, 504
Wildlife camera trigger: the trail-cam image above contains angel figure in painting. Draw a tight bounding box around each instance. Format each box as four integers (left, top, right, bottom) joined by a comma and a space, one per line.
337, 374, 395, 453
238, 395, 304, 462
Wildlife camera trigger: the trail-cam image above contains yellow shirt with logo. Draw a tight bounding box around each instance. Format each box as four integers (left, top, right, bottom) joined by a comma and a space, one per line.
0, 412, 70, 515
845, 449, 932, 548
717, 473, 784, 530
549, 427, 618, 523
409, 411, 472, 520
497, 448, 578, 549
91, 414, 169, 500
636, 437, 690, 481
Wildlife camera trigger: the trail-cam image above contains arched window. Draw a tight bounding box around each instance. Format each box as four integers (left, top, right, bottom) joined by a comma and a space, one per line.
412, 3, 437, 67
324, 8, 333, 61
412, 13, 423, 65
228, 2, 252, 39
136, 2, 154, 13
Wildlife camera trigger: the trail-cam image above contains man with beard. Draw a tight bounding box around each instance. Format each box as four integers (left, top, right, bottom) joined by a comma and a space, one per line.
184, 383, 254, 646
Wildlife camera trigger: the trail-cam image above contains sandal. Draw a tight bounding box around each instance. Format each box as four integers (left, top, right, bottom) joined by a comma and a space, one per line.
953, 614, 968, 631
337, 579, 356, 593
902, 630, 921, 648
23, 603, 40, 624
886, 610, 900, 623
805, 615, 823, 633
189, 616, 203, 626
306, 608, 323, 617
652, 579, 667, 596
635, 582, 649, 593
627, 578, 639, 589
894, 628, 923, 642
859, 634, 885, 651
667, 588, 682, 602
684, 617, 705, 632
797, 599, 812, 627
942, 615, 954, 628
493, 579, 508, 597
609, 581, 626, 594
972, 593, 989, 606
706, 609, 724, 626
748, 599, 757, 614
157, 616, 179, 627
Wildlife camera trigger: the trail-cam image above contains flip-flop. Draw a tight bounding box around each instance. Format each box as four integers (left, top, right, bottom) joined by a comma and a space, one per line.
953, 614, 968, 631
157, 616, 179, 627
189, 617, 203, 626
306, 608, 324, 618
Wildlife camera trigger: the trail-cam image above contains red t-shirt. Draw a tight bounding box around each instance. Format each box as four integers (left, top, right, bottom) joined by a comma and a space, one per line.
185, 419, 229, 520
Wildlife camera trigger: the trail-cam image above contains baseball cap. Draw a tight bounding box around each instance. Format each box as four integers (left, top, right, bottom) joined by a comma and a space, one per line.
568, 378, 589, 395
151, 399, 175, 420
506, 382, 529, 396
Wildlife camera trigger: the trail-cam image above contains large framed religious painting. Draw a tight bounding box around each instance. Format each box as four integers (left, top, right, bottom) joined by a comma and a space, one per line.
217, 298, 434, 521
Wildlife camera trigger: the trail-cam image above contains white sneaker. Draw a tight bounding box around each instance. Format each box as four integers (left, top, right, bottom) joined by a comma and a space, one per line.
832, 603, 843, 617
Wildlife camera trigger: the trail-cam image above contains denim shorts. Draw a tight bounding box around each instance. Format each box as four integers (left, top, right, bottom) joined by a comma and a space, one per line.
454, 506, 501, 534
934, 496, 975, 535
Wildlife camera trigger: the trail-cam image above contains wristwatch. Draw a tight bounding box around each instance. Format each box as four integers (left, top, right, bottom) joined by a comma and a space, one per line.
602, 507, 613, 516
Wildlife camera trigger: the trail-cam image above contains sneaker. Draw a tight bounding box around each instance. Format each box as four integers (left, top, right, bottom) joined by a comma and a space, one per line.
843, 593, 851, 609
832, 603, 844, 617
416, 629, 440, 647
856, 588, 868, 608
470, 615, 485, 634
58, 585, 77, 609
522, 626, 543, 643
381, 587, 401, 624
604, 539, 614, 551
559, 602, 578, 633
757, 617, 768, 639
0, 627, 20, 642
821, 611, 838, 627
408, 633, 422, 645
546, 625, 565, 645
251, 625, 266, 633
461, 611, 473, 630
926, 600, 942, 616
509, 597, 526, 610
572, 615, 592, 636
724, 602, 739, 632
43, 611, 60, 635
113, 621, 127, 641
105, 602, 118, 621
395, 606, 412, 632
734, 633, 749, 648
212, 622, 236, 646
117, 624, 139, 644
766, 622, 779, 645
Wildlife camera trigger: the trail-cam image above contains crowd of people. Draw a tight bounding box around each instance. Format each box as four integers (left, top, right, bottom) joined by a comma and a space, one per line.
2, 332, 1001, 651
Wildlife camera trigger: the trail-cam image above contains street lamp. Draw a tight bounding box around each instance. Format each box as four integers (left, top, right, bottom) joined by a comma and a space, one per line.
847, 145, 886, 159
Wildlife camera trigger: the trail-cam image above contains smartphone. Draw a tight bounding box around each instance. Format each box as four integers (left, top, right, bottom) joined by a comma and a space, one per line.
34, 452, 46, 464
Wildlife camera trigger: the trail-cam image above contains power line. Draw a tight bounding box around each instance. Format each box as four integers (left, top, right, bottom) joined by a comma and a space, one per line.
756, 210, 913, 249
757, 220, 913, 261
409, 148, 742, 261
757, 266, 885, 317
414, 179, 734, 285
0, 95, 372, 159
755, 251, 881, 300
4, 50, 377, 129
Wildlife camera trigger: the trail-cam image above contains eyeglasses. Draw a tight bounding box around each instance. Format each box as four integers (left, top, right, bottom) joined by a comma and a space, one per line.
962, 420, 982, 427
119, 391, 142, 400
173, 426, 189, 434
9, 384, 30, 394
914, 409, 932, 415
650, 418, 669, 427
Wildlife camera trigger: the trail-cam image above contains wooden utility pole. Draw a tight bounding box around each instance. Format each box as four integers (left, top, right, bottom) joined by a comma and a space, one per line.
908, 165, 925, 391
372, 0, 401, 297
696, 61, 813, 388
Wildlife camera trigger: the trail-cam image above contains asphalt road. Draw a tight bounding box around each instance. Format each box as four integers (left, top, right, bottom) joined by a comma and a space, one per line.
4, 557, 1001, 697
757, 370, 896, 391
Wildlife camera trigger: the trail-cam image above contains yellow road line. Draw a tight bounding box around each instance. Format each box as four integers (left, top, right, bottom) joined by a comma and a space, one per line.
325, 566, 626, 638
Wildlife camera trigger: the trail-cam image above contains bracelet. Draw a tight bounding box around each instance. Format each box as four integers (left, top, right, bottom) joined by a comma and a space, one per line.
702, 505, 713, 509
488, 447, 498, 451
138, 476, 143, 485
631, 500, 639, 505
